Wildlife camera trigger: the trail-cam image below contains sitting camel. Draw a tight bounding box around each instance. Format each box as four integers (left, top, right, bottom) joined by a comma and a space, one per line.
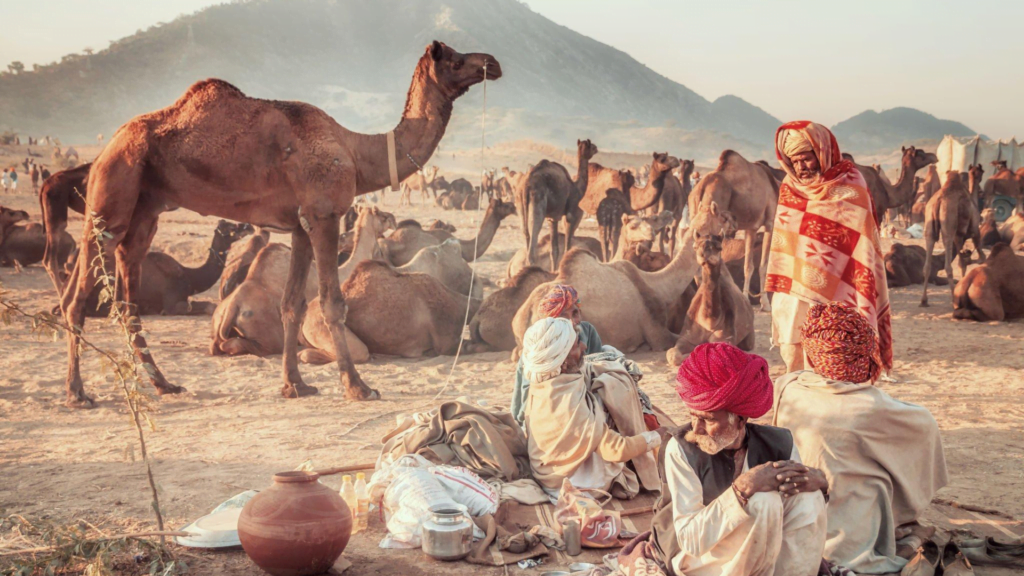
622, 242, 671, 272
995, 212, 1024, 251
381, 198, 515, 266
884, 243, 949, 287
507, 215, 653, 279
506, 232, 603, 279
466, 266, 555, 353
396, 238, 483, 300
953, 243, 1024, 321
1, 206, 75, 268
79, 220, 252, 316
667, 233, 755, 366
979, 209, 1002, 249
219, 227, 271, 299
512, 225, 699, 357
212, 206, 393, 357
340, 260, 482, 357
921, 171, 985, 307
688, 150, 777, 311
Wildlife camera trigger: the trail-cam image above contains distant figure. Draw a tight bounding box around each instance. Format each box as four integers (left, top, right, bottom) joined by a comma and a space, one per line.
22, 158, 30, 174
1, 169, 10, 193
40, 166, 51, 180
691, 170, 701, 186
30, 164, 40, 191
97, 133, 104, 145
8, 169, 17, 192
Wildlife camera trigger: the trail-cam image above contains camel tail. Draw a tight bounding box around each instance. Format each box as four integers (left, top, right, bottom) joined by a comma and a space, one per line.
952, 289, 973, 320
216, 298, 242, 343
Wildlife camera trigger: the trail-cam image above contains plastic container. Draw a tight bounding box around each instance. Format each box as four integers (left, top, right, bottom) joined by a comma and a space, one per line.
340, 475, 360, 534
354, 472, 370, 533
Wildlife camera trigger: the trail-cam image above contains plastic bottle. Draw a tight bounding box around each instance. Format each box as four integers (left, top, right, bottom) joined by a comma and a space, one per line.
340, 475, 360, 533
354, 472, 370, 533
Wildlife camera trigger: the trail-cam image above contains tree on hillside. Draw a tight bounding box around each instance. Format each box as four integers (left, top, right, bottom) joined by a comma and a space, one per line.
7, 61, 24, 74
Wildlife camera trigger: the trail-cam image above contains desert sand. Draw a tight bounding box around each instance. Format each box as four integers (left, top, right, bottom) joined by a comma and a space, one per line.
1, 142, 1022, 575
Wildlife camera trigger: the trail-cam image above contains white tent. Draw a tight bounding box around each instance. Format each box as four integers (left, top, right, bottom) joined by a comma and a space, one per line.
935, 135, 1022, 184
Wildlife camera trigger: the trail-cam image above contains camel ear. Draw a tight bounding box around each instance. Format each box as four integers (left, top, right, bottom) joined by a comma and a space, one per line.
429, 41, 444, 62
710, 201, 720, 217
901, 146, 907, 153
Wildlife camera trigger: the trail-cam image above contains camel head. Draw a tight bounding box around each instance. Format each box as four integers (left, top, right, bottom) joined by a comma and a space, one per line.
900, 146, 938, 172
695, 233, 724, 268
689, 201, 738, 243
652, 152, 681, 174
485, 198, 517, 223
501, 166, 511, 176
981, 208, 996, 225
423, 41, 502, 99
680, 159, 696, 178
356, 206, 397, 238
621, 214, 655, 246
211, 220, 254, 253
968, 164, 985, 187
0, 205, 29, 229
427, 219, 457, 233
577, 139, 599, 162
643, 210, 675, 235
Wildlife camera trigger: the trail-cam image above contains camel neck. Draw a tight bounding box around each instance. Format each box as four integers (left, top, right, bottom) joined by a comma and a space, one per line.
630, 163, 669, 212
698, 260, 723, 321
461, 207, 500, 261
575, 153, 590, 196
643, 227, 699, 309
891, 160, 918, 205
339, 216, 381, 279
186, 241, 230, 295
351, 57, 454, 194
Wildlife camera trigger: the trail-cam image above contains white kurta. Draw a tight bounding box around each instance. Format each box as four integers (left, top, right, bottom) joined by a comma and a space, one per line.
665, 437, 827, 576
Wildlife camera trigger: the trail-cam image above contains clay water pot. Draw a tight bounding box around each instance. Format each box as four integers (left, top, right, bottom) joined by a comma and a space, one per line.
238, 471, 352, 576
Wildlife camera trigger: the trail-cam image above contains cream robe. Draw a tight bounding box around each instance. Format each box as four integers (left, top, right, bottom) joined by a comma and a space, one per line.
773, 371, 948, 574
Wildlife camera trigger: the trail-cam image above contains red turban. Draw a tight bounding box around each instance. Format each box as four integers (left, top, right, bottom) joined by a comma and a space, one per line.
539, 284, 580, 318
675, 343, 773, 419
801, 301, 882, 384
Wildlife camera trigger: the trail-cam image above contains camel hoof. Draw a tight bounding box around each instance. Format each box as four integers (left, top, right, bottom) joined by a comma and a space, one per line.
919, 301, 930, 308
344, 386, 380, 401
66, 393, 97, 409
156, 384, 186, 396
281, 382, 319, 399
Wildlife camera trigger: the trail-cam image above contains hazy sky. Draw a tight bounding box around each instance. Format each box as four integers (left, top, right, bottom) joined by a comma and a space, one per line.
3, 0, 1022, 137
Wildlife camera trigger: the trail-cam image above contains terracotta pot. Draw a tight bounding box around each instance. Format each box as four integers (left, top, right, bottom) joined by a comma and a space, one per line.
238, 471, 352, 576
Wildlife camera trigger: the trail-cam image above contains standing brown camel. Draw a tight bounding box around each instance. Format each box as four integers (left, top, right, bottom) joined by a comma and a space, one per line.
967, 164, 986, 210
58, 40, 500, 408
953, 243, 1024, 321
688, 150, 777, 311
656, 159, 693, 254
520, 139, 598, 270
400, 165, 440, 206
39, 162, 91, 293
597, 195, 627, 261
851, 147, 936, 226
579, 154, 675, 216
921, 171, 985, 307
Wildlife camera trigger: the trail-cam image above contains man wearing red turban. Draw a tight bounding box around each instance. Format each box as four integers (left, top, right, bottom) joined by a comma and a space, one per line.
631, 343, 828, 576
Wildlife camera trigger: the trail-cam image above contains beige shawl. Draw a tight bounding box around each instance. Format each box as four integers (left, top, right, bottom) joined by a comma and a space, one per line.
525, 360, 657, 493
773, 371, 948, 574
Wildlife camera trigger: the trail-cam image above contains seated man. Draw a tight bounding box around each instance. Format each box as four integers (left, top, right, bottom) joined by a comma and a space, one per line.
521, 317, 661, 498
773, 302, 948, 574
511, 284, 602, 425
623, 343, 827, 576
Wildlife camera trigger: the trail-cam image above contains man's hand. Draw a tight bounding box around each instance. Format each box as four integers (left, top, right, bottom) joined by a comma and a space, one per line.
772, 460, 828, 497
733, 461, 806, 499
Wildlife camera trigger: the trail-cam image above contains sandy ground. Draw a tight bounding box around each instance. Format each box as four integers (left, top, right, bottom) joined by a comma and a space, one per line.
1, 142, 1023, 575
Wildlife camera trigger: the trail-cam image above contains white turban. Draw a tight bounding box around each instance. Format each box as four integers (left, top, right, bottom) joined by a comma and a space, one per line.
781, 129, 814, 159
521, 317, 577, 383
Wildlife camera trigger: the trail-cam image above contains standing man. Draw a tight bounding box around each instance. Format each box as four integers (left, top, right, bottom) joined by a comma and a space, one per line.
765, 121, 892, 373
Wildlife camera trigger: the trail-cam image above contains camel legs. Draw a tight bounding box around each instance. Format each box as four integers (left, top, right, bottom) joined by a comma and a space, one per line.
117, 206, 183, 395
280, 228, 316, 398
758, 229, 772, 312
304, 207, 379, 401
41, 190, 69, 294
920, 232, 937, 307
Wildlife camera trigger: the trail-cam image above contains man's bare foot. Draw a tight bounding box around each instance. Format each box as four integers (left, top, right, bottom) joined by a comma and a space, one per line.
66, 391, 96, 409
281, 382, 319, 399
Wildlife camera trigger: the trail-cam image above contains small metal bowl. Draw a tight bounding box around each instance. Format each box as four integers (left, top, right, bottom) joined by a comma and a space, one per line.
569, 563, 597, 573
540, 572, 571, 576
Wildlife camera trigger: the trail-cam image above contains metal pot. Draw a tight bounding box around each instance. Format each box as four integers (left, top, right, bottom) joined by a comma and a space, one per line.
421, 504, 473, 561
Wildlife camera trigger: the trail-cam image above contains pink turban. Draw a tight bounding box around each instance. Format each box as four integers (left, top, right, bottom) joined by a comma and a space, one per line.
675, 343, 773, 419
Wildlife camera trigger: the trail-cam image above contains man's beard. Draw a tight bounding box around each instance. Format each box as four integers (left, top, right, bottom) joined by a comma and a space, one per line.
796, 169, 821, 183
684, 426, 742, 455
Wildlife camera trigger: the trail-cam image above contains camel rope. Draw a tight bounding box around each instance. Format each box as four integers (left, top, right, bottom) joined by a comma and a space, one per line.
433, 62, 487, 401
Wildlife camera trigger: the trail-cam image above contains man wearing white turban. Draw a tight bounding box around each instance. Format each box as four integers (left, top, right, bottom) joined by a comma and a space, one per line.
522, 317, 662, 498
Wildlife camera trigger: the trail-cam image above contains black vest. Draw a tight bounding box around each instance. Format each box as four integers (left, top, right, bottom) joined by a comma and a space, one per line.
649, 423, 794, 575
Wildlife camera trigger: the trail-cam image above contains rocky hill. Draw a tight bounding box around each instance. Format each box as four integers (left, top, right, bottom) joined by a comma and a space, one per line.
831, 107, 976, 154
0, 0, 780, 162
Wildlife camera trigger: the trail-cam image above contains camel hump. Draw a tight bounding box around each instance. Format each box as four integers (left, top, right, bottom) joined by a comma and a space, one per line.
988, 242, 1015, 259
173, 79, 246, 107
716, 149, 747, 171
558, 246, 599, 274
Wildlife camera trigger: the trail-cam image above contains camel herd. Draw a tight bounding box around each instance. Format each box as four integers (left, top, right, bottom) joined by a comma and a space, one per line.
1, 40, 1023, 410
